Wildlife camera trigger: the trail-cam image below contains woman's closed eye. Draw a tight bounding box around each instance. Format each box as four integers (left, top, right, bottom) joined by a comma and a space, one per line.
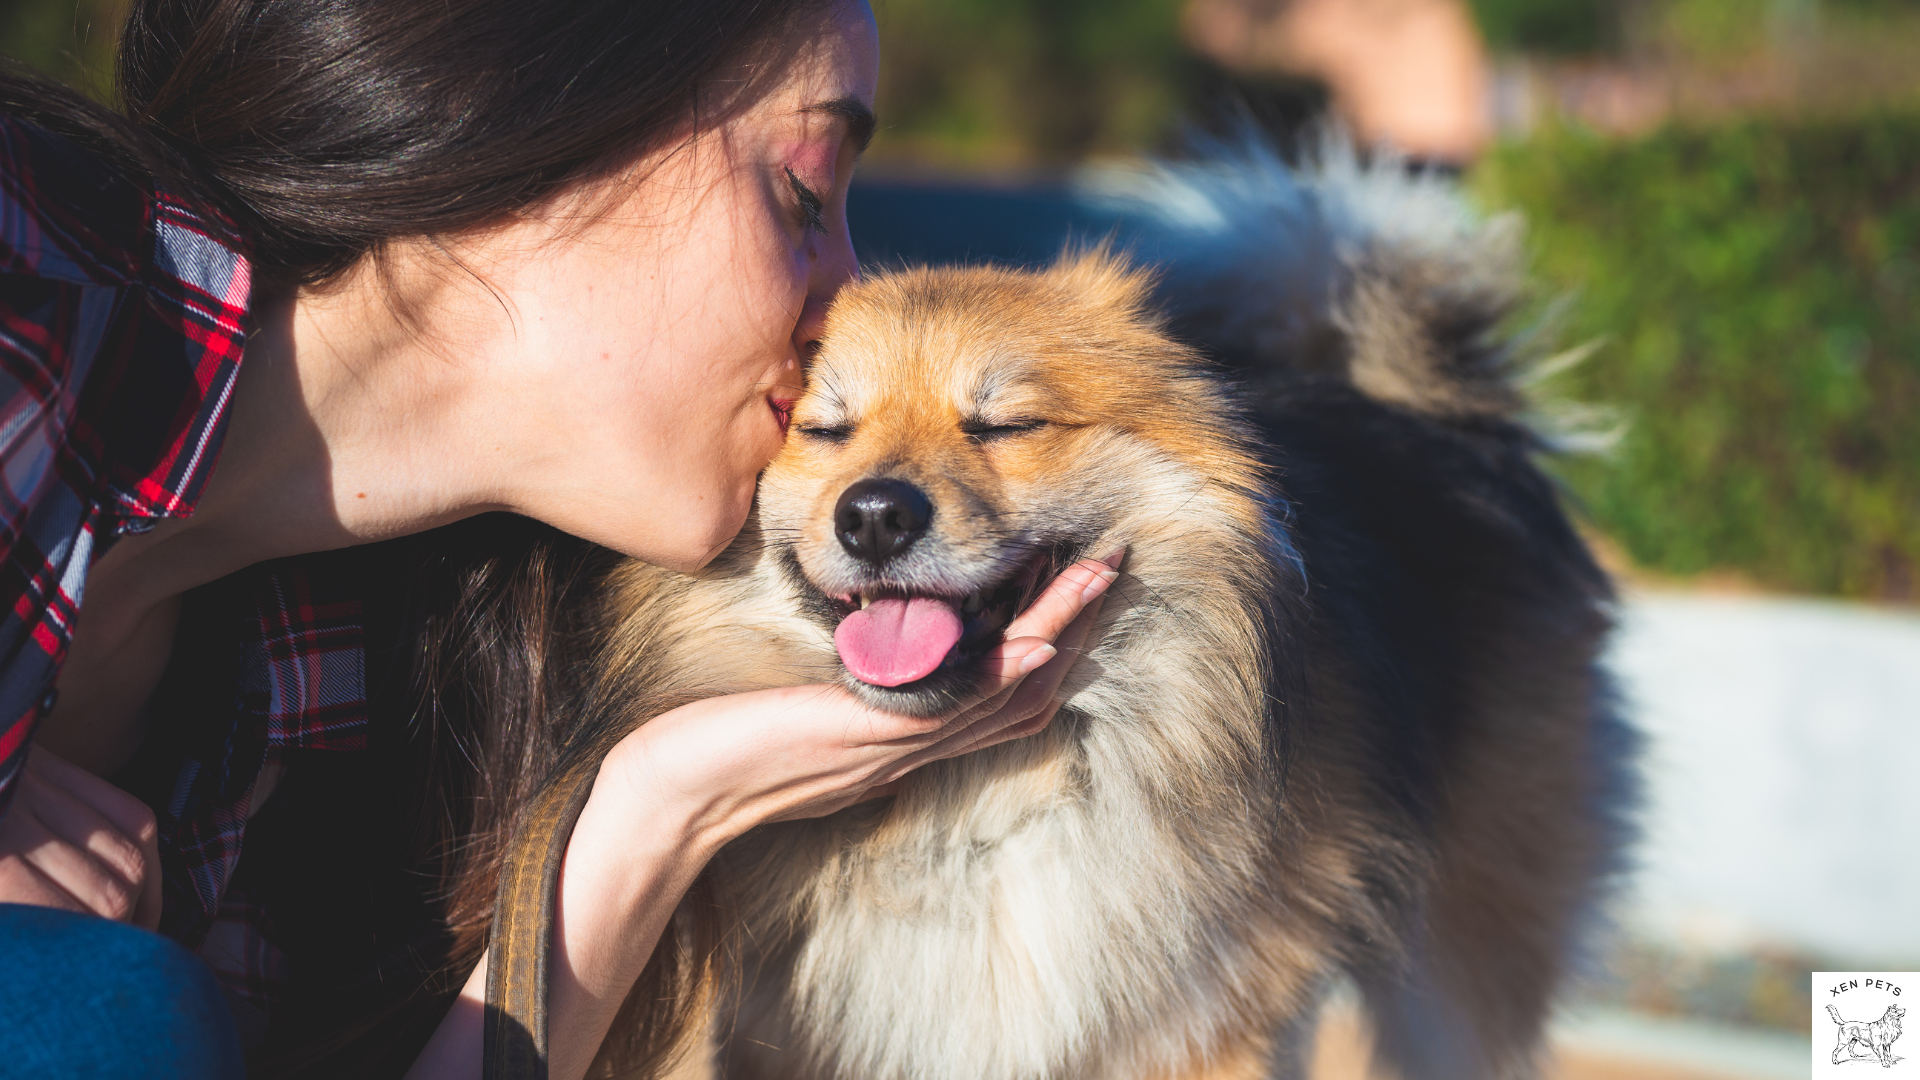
785, 168, 828, 236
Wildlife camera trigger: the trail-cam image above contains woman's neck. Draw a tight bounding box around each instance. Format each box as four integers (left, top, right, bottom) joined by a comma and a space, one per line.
39, 270, 508, 772
119, 274, 513, 601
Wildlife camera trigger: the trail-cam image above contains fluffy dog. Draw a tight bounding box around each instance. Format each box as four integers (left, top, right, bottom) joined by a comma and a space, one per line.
550, 148, 1637, 1080
1830, 1003, 1906, 1067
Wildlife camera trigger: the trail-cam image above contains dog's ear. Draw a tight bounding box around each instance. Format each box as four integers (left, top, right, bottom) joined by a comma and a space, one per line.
1045, 245, 1155, 314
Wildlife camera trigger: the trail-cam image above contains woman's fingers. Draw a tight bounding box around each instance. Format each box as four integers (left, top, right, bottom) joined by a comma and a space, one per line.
30, 747, 160, 847
0, 749, 159, 925
947, 639, 1055, 728
841, 550, 1126, 746
943, 550, 1123, 727
1000, 551, 1123, 646
4, 793, 139, 921
903, 588, 1113, 769
635, 552, 1130, 833
0, 802, 99, 915
861, 553, 1125, 778
968, 592, 1109, 753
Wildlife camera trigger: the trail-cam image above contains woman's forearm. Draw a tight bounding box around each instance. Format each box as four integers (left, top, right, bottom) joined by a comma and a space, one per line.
406, 758, 722, 1080
546, 764, 722, 1080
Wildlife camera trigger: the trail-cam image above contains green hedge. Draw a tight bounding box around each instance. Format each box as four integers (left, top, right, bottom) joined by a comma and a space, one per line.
871, 0, 1189, 167
0, 0, 119, 99
1474, 113, 1920, 600
1469, 0, 1612, 55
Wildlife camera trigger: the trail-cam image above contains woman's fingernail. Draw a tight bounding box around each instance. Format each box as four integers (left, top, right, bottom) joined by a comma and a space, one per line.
1080, 568, 1120, 605
1099, 547, 1126, 568
1018, 644, 1057, 676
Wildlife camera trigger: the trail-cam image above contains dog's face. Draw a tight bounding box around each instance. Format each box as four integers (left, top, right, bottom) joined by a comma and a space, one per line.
753, 254, 1250, 715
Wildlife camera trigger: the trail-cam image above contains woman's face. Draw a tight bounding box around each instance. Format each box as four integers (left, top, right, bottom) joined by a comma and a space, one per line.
445, 0, 878, 570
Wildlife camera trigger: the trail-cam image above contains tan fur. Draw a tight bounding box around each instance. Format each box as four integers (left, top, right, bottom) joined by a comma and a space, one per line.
568, 163, 1630, 1080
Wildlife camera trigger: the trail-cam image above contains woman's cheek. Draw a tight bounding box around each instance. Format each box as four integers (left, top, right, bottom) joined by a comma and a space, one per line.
741, 401, 788, 475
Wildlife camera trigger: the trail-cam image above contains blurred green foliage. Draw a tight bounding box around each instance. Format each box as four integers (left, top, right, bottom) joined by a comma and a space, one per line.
870, 0, 1193, 167
1655, 0, 1777, 57
1651, 0, 1920, 58
1469, 0, 1612, 55
1475, 113, 1920, 600
0, 0, 122, 98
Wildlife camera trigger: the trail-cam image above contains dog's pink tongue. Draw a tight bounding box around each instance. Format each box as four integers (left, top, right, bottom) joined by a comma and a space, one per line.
834, 597, 964, 687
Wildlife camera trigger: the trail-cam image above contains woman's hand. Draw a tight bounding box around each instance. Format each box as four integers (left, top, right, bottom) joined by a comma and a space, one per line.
410, 554, 1119, 1080
599, 549, 1124, 843
404, 551, 1122, 1080
0, 747, 161, 929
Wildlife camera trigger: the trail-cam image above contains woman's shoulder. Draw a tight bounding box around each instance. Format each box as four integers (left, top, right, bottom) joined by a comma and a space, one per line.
2, 111, 249, 298
0, 108, 252, 515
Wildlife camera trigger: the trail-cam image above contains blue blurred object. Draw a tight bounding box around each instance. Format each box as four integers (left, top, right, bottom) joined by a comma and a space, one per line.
0, 904, 246, 1080
849, 179, 1127, 268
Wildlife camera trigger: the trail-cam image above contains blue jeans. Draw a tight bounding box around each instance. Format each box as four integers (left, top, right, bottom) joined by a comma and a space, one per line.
0, 904, 245, 1079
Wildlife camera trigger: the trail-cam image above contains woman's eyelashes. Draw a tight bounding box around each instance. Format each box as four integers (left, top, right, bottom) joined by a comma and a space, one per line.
785, 168, 829, 237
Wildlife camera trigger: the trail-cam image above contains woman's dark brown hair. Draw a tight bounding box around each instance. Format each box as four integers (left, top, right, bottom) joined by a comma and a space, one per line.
5, 0, 837, 1073
9, 0, 832, 286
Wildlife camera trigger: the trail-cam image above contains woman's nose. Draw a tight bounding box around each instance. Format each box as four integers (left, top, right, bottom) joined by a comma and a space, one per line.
795, 218, 860, 349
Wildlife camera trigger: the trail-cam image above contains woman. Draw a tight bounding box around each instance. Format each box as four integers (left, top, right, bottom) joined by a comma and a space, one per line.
0, 1, 1114, 1076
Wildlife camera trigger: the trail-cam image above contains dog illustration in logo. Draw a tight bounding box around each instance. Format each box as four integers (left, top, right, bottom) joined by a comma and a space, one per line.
1829, 1003, 1906, 1067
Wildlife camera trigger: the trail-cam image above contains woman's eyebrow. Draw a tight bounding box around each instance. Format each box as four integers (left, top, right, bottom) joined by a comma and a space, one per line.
802, 96, 877, 155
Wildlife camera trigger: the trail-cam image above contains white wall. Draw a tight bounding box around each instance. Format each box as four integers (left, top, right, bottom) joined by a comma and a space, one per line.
1607, 593, 1920, 961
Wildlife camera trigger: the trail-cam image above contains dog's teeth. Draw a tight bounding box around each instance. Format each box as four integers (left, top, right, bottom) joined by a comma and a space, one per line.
962, 592, 985, 614
859, 593, 871, 610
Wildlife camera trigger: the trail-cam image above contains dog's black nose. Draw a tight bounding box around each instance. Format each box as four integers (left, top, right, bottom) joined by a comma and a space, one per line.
835, 478, 932, 565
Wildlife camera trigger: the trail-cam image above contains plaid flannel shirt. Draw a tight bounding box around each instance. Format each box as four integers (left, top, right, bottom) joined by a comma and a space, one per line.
161, 559, 368, 1037
2, 114, 368, 1027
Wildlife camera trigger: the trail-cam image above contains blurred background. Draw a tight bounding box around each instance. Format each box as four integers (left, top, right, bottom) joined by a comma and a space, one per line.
5, 0, 1915, 1076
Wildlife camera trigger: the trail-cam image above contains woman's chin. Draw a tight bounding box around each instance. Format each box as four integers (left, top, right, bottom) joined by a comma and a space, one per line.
563, 434, 764, 569
564, 488, 748, 571
680, 487, 758, 570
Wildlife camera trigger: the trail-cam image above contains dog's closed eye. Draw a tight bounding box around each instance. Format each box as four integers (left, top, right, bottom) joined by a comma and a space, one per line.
796, 423, 854, 443
961, 418, 1048, 442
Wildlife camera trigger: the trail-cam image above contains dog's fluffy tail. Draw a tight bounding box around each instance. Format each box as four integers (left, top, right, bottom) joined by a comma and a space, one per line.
1831, 1004, 1848, 1025
1078, 134, 1534, 423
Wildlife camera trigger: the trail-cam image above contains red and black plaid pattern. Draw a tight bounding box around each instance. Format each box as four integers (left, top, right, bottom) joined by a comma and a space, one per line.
4, 116, 379, 1034
249, 568, 371, 752
156, 560, 368, 953
0, 113, 250, 814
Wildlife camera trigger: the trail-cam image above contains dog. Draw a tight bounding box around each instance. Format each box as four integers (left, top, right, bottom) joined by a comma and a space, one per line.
548, 146, 1638, 1080
1830, 1003, 1906, 1067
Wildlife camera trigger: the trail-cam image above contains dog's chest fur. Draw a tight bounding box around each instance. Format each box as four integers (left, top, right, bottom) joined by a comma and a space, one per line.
609, 492, 1301, 1080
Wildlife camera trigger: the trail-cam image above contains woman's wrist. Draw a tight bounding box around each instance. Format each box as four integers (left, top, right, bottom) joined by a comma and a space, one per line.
406, 729, 723, 1080
589, 720, 741, 870
589, 692, 817, 859
534, 736, 730, 1080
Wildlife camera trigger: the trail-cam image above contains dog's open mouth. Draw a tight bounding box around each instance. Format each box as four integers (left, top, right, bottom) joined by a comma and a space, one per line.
821, 550, 1057, 689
